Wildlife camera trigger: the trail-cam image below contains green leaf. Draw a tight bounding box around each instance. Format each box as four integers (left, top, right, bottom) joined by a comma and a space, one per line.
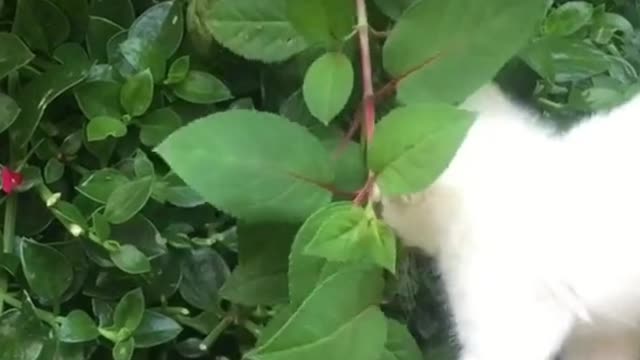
10, 61, 89, 147
372, 0, 418, 19
286, 0, 355, 47
0, 253, 20, 276
302, 203, 397, 272
204, 0, 308, 62
520, 37, 611, 83
76, 169, 129, 203
115, 37, 166, 81
0, 92, 21, 134
137, 107, 182, 146
179, 248, 229, 311
86, 16, 124, 62
171, 70, 232, 104
13, 0, 70, 52
0, 33, 34, 80
133, 311, 183, 348
120, 69, 154, 117
110, 244, 152, 275
112, 288, 146, 336
368, 104, 475, 195
156, 110, 334, 222
92, 212, 111, 241
248, 264, 385, 360
378, 319, 423, 360
87, 116, 128, 141
303, 52, 354, 125
544, 1, 593, 36
59, 310, 100, 343
129, 0, 184, 59
19, 237, 73, 303
50, 200, 89, 236
383, 0, 548, 104
52, 0, 90, 42
89, 0, 134, 28
44, 158, 65, 183
141, 253, 182, 302
113, 338, 135, 360
104, 176, 154, 224
220, 224, 294, 306
74, 80, 122, 119
323, 139, 367, 193
111, 215, 166, 259
0, 309, 50, 360
164, 56, 190, 85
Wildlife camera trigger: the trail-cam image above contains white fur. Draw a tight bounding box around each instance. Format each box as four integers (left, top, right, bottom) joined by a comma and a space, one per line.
378, 83, 640, 360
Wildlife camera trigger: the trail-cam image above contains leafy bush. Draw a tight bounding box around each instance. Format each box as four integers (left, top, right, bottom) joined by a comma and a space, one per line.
0, 0, 638, 359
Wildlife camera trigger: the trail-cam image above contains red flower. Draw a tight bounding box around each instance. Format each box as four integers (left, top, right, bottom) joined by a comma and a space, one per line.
1, 167, 23, 194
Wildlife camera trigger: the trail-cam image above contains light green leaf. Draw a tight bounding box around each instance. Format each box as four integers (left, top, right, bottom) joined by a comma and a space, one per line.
303, 52, 354, 125
87, 116, 128, 141
112, 288, 146, 335
0, 33, 34, 80
76, 169, 129, 203
172, 70, 232, 104
137, 107, 182, 146
520, 37, 611, 83
156, 110, 334, 222
113, 338, 135, 360
59, 310, 100, 343
104, 176, 154, 224
114, 37, 166, 81
303, 203, 397, 272
110, 244, 152, 275
74, 80, 122, 119
383, 0, 548, 104
322, 139, 367, 193
286, 0, 355, 47
164, 55, 190, 85
248, 264, 385, 359
544, 1, 593, 36
368, 104, 475, 195
204, 0, 308, 62
49, 200, 89, 236
19, 237, 73, 303
120, 68, 154, 117
0, 92, 20, 134
133, 311, 183, 348
378, 319, 423, 360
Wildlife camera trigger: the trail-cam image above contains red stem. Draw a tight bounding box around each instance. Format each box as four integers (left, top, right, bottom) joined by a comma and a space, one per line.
356, 0, 376, 144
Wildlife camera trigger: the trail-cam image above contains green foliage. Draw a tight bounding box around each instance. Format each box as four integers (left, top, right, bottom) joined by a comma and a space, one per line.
1, 0, 638, 359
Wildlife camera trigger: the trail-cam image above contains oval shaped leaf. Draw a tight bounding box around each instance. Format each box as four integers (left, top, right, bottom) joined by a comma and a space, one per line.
104, 176, 154, 224
120, 68, 154, 117
171, 70, 232, 104
19, 237, 73, 303
129, 0, 184, 59
368, 103, 475, 195
133, 311, 183, 348
155, 110, 334, 222
303, 52, 354, 125
74, 80, 122, 119
87, 116, 128, 141
0, 92, 20, 134
0, 33, 34, 80
59, 310, 100, 343
204, 0, 307, 62
110, 244, 151, 274
137, 107, 182, 146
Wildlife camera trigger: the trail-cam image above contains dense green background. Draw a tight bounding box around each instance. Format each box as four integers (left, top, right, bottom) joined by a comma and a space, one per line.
0, 0, 638, 359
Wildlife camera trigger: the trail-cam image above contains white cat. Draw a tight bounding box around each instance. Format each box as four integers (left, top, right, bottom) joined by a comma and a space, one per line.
377, 83, 640, 360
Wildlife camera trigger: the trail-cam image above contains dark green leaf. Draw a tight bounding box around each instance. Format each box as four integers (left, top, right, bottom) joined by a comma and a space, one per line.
52, 0, 90, 41
50, 200, 89, 236
323, 139, 367, 193
133, 311, 183, 348
13, 0, 70, 52
77, 169, 129, 203
179, 247, 229, 310
286, 0, 355, 47
89, 0, 135, 27
0, 253, 20, 276
120, 68, 154, 117
129, 1, 184, 59
44, 158, 65, 183
172, 70, 232, 104
111, 215, 166, 258
20, 237, 74, 303
0, 33, 34, 80
86, 16, 124, 62
0, 92, 20, 134
59, 310, 100, 343
104, 176, 154, 224
0, 309, 49, 360
156, 110, 334, 222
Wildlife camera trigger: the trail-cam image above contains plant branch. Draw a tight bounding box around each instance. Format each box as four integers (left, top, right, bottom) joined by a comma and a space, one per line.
356, 0, 376, 144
